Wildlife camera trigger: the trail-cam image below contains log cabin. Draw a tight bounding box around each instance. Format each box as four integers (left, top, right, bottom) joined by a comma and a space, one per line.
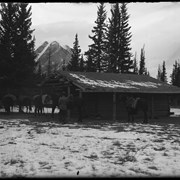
40, 71, 180, 121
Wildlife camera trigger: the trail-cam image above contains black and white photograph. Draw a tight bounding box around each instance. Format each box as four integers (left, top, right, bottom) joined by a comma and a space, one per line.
0, 2, 180, 177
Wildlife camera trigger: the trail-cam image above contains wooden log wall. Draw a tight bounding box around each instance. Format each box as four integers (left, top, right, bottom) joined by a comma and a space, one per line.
78, 92, 113, 120
153, 94, 170, 117
69, 92, 170, 121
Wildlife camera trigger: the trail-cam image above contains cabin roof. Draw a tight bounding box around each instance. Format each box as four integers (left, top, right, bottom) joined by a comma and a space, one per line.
41, 71, 180, 94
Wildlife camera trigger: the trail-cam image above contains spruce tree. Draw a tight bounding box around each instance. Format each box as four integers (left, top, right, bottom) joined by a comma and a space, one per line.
133, 52, 138, 74
119, 2, 133, 73
171, 61, 177, 85
139, 45, 146, 75
106, 3, 120, 73
0, 3, 17, 84
68, 33, 81, 71
84, 48, 96, 72
157, 61, 167, 82
171, 60, 180, 87
88, 3, 107, 72
79, 54, 84, 72
157, 64, 162, 81
161, 61, 167, 82
13, 3, 36, 86
106, 3, 133, 73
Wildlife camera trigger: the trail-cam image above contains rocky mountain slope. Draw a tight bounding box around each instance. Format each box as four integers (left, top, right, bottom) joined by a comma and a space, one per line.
35, 41, 72, 74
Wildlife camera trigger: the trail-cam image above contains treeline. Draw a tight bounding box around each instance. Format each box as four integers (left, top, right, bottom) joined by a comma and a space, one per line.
0, 3, 37, 88
67, 3, 149, 76
157, 60, 180, 86
68, 2, 180, 87
0, 2, 180, 89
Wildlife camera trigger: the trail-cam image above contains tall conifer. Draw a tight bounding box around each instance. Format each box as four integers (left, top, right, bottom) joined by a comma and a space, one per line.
84, 49, 96, 72
157, 61, 167, 82
157, 64, 162, 81
14, 3, 36, 85
107, 3, 133, 73
171, 60, 180, 86
0, 3, 36, 87
68, 33, 81, 71
79, 54, 84, 72
0, 3, 17, 82
139, 45, 146, 75
88, 3, 107, 72
161, 61, 167, 82
133, 52, 138, 74
119, 2, 133, 73
107, 3, 120, 73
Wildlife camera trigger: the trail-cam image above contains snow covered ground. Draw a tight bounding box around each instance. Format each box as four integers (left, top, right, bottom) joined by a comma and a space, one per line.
0, 110, 180, 177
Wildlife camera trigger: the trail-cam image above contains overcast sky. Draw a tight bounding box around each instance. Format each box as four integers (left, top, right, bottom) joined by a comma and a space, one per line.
31, 2, 180, 81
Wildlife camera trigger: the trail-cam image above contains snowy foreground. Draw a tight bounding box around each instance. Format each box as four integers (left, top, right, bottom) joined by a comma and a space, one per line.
0, 115, 180, 177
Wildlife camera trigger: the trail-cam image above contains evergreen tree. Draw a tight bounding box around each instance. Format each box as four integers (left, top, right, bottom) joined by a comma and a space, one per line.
0, 3, 17, 83
106, 3, 120, 73
79, 54, 84, 72
157, 61, 167, 82
157, 64, 162, 81
106, 3, 133, 73
13, 3, 36, 86
0, 3, 36, 87
84, 48, 96, 72
171, 60, 180, 87
119, 2, 133, 73
133, 52, 138, 74
139, 45, 146, 75
161, 61, 167, 82
67, 33, 81, 71
88, 3, 107, 72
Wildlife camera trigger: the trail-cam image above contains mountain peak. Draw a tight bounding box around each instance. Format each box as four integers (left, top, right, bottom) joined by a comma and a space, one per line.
50, 41, 59, 46
35, 41, 72, 74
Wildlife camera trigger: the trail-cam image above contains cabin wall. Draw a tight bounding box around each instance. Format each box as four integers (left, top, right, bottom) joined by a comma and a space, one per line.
153, 94, 170, 117
117, 93, 170, 119
70, 92, 170, 120
81, 92, 113, 120
116, 96, 127, 120
97, 93, 113, 119
116, 93, 149, 120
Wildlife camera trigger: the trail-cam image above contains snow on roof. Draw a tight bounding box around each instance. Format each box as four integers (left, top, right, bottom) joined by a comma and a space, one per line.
58, 71, 180, 93
41, 71, 180, 94
70, 73, 138, 89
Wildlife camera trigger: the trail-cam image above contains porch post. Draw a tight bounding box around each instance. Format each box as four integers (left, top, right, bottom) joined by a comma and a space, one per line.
113, 92, 116, 121
151, 95, 154, 119
67, 86, 71, 121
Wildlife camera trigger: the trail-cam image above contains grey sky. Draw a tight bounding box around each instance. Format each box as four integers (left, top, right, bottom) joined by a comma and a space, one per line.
31, 2, 180, 81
